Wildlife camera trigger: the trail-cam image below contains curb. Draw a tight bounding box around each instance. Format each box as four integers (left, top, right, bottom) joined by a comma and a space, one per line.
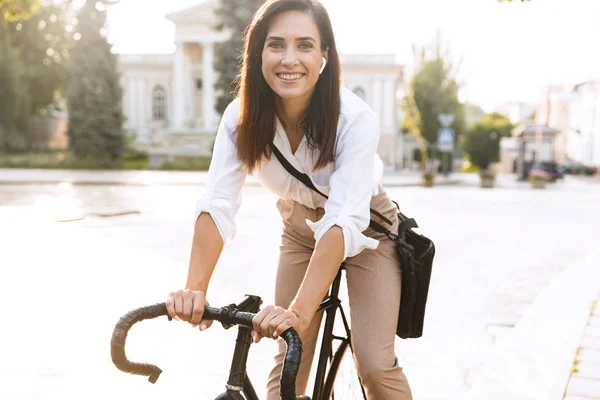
0, 179, 462, 188
464, 249, 600, 400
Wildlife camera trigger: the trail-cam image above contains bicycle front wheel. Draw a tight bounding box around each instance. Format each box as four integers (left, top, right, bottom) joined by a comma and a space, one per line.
321, 338, 366, 399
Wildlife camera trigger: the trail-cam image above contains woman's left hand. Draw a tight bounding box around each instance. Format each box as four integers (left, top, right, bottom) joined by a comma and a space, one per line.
251, 305, 308, 343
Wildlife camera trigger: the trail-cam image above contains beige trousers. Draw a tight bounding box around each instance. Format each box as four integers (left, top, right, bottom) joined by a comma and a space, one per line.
265, 188, 413, 400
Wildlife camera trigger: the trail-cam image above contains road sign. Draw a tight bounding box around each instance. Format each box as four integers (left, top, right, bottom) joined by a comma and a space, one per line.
438, 128, 454, 152
438, 114, 455, 128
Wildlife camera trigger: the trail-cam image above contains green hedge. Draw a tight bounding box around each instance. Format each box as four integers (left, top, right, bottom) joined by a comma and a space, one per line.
0, 151, 212, 171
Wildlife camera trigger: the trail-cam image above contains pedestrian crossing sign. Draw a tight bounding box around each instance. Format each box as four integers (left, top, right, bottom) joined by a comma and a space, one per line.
438, 128, 454, 152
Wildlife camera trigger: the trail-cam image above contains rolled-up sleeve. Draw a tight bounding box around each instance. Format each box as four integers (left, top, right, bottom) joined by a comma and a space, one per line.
194, 100, 247, 247
305, 111, 380, 259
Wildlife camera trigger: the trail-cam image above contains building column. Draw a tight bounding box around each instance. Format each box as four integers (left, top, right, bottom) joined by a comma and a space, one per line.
371, 77, 383, 123
202, 40, 216, 131
173, 41, 185, 129
126, 77, 135, 129
184, 49, 193, 126
138, 78, 147, 128
383, 78, 394, 132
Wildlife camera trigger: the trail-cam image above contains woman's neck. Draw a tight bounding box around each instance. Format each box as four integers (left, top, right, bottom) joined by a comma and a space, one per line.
275, 96, 311, 134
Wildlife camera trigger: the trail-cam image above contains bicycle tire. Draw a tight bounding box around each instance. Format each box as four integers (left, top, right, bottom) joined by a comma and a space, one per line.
321, 338, 366, 400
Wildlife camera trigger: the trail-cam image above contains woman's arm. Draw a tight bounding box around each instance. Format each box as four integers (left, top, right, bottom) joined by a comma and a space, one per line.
288, 226, 344, 325
185, 212, 225, 293
164, 212, 224, 331
167, 99, 246, 330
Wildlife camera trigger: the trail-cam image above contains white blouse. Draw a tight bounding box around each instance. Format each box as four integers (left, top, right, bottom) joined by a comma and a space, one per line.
195, 87, 384, 260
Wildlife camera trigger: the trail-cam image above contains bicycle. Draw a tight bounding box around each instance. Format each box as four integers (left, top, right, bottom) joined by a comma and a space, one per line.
111, 264, 366, 399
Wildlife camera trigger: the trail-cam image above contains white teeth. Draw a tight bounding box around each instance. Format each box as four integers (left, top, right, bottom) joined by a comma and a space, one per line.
278, 73, 303, 80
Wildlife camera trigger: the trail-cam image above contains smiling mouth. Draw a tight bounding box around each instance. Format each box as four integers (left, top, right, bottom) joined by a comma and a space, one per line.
276, 73, 305, 81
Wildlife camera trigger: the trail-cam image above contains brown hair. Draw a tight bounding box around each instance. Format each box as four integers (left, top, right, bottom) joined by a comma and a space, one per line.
236, 0, 341, 172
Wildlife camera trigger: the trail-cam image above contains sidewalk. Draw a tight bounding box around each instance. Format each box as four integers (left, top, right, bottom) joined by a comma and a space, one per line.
0, 168, 462, 187
464, 249, 600, 400
563, 294, 600, 399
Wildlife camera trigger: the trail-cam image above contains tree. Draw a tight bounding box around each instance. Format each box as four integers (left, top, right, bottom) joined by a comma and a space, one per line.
213, 0, 263, 115
9, 0, 72, 116
1, 0, 39, 21
0, 0, 39, 150
0, 27, 28, 150
463, 112, 513, 171
402, 32, 466, 168
67, 0, 124, 160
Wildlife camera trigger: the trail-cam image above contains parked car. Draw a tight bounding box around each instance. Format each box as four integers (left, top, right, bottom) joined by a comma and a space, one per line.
559, 161, 597, 176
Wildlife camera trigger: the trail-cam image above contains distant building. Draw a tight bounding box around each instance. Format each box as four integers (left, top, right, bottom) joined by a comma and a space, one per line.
117, 0, 404, 167
496, 101, 537, 125
498, 124, 559, 176
536, 81, 600, 165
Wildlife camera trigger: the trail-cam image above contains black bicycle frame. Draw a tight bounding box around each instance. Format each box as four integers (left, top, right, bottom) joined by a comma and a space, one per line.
217, 266, 352, 400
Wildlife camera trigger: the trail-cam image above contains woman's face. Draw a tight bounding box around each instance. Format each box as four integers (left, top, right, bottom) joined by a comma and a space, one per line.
261, 10, 327, 105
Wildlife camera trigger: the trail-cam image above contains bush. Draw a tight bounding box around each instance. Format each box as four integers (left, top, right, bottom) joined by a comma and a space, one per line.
0, 151, 148, 170
463, 112, 513, 171
160, 156, 212, 171
528, 169, 550, 182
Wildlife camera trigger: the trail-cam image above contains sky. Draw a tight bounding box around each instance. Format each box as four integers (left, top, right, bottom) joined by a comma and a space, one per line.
105, 0, 600, 112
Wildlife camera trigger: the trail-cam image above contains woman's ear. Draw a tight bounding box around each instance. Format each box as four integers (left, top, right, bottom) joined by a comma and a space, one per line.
320, 48, 329, 75
319, 57, 327, 75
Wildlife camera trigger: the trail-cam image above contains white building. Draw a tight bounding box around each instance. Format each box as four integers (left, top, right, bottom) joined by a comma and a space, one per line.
568, 81, 600, 166
536, 81, 600, 165
117, 0, 404, 167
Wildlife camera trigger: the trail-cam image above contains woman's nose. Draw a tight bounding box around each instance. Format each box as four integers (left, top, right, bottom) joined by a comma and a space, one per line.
281, 47, 299, 67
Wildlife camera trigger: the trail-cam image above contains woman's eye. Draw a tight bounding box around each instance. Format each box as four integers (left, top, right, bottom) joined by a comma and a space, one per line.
299, 43, 313, 49
269, 42, 283, 49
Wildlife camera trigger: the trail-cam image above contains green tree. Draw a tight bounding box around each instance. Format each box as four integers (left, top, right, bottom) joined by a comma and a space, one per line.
402, 32, 466, 167
0, 0, 39, 150
0, 27, 29, 150
67, 0, 124, 160
9, 0, 72, 116
213, 0, 263, 114
1, 0, 39, 21
463, 112, 513, 171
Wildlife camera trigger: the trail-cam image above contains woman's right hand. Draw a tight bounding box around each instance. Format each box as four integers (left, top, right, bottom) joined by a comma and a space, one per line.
166, 289, 213, 331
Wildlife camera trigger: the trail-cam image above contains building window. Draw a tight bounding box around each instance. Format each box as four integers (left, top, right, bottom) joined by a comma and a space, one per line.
152, 85, 167, 121
196, 79, 203, 90
352, 86, 367, 101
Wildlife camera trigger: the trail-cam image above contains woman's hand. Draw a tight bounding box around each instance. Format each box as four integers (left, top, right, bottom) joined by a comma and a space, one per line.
166, 289, 213, 331
251, 305, 310, 343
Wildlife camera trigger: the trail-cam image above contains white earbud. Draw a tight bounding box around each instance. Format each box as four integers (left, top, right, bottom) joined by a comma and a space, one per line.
319, 57, 327, 75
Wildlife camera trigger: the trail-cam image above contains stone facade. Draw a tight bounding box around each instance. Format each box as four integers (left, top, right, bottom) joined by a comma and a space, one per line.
117, 0, 404, 166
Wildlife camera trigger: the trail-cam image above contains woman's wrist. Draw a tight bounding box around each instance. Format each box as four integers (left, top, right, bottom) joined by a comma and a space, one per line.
289, 301, 315, 325
185, 279, 208, 293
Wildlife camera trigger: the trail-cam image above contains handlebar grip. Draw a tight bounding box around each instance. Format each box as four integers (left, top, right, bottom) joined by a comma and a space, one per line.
279, 328, 303, 400
111, 302, 305, 399
110, 303, 168, 383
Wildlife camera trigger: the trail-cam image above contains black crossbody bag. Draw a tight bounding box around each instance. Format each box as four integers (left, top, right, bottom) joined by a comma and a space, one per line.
271, 145, 435, 339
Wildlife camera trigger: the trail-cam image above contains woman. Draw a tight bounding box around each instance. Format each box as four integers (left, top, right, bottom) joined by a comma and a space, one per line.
166, 0, 412, 398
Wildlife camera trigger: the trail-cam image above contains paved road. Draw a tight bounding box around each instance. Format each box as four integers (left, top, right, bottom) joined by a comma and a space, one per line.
1, 177, 599, 399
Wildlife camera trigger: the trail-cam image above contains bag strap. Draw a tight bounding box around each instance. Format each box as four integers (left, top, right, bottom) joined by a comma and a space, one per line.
270, 144, 395, 232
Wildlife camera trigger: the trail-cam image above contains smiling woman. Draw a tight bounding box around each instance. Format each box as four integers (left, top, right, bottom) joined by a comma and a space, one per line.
167, 1, 414, 399
237, 0, 341, 171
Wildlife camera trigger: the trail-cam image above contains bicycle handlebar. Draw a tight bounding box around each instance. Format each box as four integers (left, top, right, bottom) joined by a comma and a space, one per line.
110, 302, 305, 400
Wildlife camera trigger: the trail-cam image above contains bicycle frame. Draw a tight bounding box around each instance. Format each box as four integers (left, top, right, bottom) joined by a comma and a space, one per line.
216, 265, 355, 400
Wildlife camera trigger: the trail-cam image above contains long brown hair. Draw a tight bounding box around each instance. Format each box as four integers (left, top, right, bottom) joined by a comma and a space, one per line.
236, 0, 341, 172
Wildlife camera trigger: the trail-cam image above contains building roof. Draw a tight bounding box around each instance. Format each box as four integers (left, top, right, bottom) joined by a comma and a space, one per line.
572, 80, 600, 93
165, 0, 218, 23
512, 124, 559, 137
